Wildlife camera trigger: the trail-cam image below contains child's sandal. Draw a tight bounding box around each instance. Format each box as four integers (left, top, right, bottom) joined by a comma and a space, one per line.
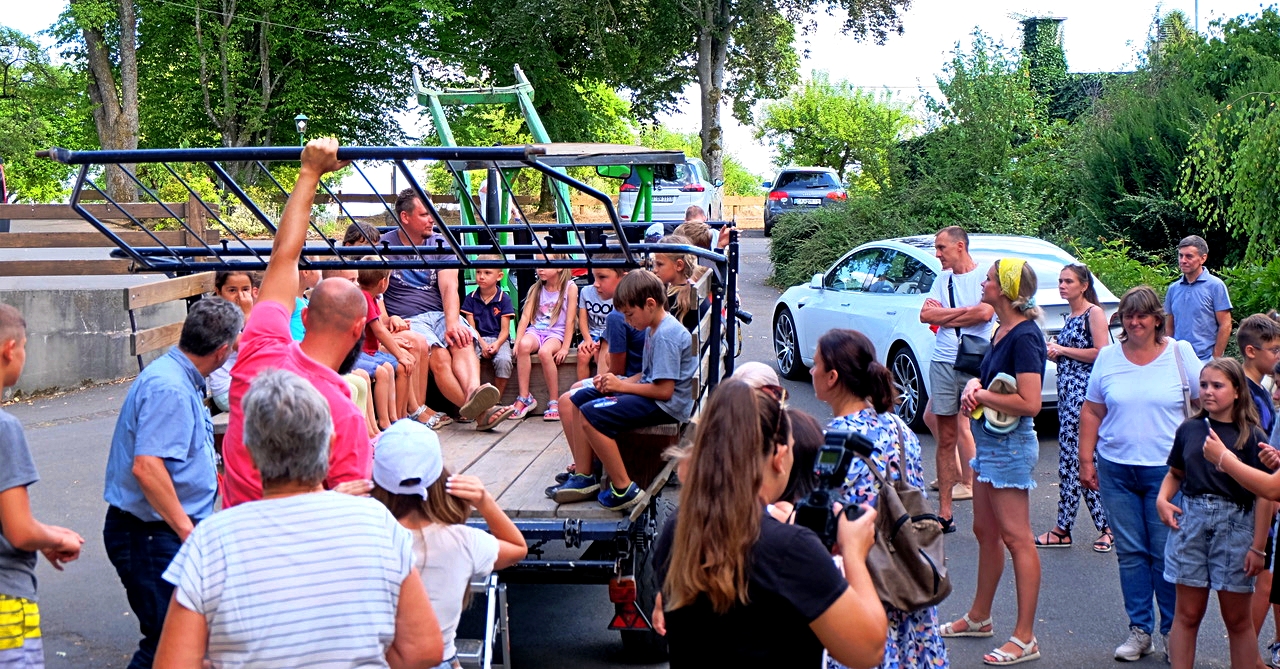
543, 400, 560, 421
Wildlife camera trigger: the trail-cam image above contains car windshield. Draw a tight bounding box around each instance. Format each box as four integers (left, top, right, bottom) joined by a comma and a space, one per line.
776, 171, 839, 189
623, 163, 695, 188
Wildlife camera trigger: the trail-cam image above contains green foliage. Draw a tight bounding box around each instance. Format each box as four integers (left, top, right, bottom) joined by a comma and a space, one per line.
766, 196, 914, 288
755, 71, 914, 192
0, 27, 96, 202
1068, 238, 1178, 299
1220, 258, 1280, 318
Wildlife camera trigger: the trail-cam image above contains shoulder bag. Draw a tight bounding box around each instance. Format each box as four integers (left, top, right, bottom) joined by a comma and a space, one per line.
1171, 341, 1194, 419
949, 275, 990, 377
859, 416, 952, 612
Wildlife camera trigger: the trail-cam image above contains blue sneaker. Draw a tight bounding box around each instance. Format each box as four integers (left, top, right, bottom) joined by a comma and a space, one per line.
547, 473, 599, 503
597, 482, 642, 511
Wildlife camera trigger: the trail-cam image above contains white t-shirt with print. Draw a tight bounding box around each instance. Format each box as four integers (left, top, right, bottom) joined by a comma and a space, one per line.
927, 267, 994, 364
1085, 339, 1203, 466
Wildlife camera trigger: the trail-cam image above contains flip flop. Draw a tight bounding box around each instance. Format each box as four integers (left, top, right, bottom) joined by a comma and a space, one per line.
459, 383, 500, 420
475, 405, 515, 431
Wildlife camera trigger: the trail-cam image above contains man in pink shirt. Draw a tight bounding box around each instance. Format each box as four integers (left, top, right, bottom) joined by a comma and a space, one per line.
221, 138, 373, 507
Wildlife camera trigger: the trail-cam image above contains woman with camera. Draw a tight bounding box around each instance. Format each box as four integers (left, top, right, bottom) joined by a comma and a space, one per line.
813, 328, 950, 669
943, 259, 1045, 665
653, 378, 888, 668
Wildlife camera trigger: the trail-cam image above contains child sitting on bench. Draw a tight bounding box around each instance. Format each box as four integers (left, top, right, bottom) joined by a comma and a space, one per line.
545, 270, 696, 512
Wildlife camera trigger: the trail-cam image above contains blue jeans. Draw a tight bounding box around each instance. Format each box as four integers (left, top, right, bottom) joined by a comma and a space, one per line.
103, 507, 186, 669
1096, 456, 1176, 636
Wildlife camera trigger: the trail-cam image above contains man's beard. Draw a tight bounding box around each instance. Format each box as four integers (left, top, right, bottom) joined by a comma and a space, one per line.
337, 338, 363, 376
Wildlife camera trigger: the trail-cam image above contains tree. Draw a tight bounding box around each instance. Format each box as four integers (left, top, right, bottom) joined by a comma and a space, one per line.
56, 0, 139, 201
689, 0, 912, 186
754, 71, 913, 191
0, 27, 96, 202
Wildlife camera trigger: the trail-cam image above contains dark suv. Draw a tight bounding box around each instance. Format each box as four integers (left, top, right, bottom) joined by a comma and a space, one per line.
762, 167, 847, 236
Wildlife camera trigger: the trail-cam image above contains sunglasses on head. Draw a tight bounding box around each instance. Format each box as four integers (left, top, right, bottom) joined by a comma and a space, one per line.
758, 384, 788, 404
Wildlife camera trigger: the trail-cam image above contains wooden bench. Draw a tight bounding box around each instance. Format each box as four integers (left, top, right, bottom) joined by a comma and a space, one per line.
124, 272, 216, 372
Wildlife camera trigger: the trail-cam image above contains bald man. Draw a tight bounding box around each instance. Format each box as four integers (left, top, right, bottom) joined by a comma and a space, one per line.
220, 138, 374, 507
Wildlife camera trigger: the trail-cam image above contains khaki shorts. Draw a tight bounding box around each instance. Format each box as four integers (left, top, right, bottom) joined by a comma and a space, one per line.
929, 360, 975, 416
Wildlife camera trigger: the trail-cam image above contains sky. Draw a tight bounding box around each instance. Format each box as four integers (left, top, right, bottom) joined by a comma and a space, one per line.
6, 0, 1273, 178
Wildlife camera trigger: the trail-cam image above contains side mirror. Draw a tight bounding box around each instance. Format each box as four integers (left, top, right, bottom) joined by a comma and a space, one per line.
762, 181, 773, 189
809, 273, 823, 289
596, 165, 632, 179
713, 179, 724, 188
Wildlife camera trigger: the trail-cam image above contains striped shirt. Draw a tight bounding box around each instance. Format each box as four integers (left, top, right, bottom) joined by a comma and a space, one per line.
163, 492, 413, 668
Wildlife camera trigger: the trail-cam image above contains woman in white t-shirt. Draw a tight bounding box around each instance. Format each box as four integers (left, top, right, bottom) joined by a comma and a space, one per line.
371, 420, 528, 669
1078, 286, 1203, 662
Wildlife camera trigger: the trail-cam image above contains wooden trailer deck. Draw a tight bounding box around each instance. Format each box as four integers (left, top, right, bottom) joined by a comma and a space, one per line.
438, 415, 624, 520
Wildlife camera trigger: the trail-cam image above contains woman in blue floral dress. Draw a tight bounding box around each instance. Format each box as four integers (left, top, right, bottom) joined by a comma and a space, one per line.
813, 329, 949, 669
1036, 264, 1112, 552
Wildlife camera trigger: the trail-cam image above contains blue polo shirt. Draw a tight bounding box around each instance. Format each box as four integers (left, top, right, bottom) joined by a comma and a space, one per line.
104, 347, 217, 522
461, 288, 515, 339
1165, 269, 1232, 362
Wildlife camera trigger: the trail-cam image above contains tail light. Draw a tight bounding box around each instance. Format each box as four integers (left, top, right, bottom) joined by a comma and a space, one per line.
825, 191, 847, 200
620, 184, 638, 192
607, 577, 651, 630
767, 191, 787, 201
680, 184, 705, 192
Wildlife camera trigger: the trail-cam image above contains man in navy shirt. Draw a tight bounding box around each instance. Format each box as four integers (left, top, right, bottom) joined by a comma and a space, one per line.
103, 298, 242, 669
1165, 235, 1233, 362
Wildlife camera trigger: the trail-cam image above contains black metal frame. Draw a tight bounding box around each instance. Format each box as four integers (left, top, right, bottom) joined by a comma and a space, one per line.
46, 143, 741, 599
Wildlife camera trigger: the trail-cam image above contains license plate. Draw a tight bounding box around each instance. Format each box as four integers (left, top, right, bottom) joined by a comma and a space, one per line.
796, 198, 822, 205
653, 196, 675, 203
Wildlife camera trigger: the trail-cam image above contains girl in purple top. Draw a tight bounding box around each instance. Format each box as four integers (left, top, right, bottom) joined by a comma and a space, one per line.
510, 265, 578, 421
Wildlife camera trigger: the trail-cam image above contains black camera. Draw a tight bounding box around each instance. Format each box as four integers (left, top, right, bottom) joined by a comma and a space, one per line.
794, 430, 875, 550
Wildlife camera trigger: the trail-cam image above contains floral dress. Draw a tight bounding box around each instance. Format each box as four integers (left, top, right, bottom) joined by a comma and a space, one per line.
826, 408, 949, 669
1054, 308, 1108, 533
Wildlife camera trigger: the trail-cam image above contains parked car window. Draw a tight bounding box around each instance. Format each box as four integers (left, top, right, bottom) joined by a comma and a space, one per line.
866, 250, 934, 295
826, 248, 884, 292
624, 163, 696, 188
776, 171, 840, 189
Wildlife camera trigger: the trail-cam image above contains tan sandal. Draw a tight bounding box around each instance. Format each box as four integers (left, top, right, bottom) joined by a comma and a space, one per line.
940, 613, 994, 638
984, 635, 1039, 665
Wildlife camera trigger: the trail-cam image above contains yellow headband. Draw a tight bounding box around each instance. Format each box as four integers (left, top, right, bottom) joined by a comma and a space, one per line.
998, 258, 1027, 302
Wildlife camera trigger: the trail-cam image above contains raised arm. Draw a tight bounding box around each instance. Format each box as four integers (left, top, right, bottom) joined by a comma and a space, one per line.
259, 139, 350, 309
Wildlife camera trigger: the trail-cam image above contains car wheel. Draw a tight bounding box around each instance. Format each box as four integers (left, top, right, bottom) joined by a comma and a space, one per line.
764, 218, 773, 237
773, 308, 807, 380
891, 345, 928, 431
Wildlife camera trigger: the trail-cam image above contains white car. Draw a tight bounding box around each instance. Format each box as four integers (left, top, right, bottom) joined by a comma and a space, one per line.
771, 234, 1120, 430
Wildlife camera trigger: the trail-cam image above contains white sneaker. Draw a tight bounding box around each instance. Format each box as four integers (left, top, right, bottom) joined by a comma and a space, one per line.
1266, 639, 1280, 668
1114, 626, 1154, 661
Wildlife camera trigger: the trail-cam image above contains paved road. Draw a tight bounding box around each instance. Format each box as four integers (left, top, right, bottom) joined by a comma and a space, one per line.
14, 232, 1248, 668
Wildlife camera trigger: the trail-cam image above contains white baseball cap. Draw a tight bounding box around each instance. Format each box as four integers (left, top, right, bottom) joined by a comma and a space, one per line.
373, 420, 443, 499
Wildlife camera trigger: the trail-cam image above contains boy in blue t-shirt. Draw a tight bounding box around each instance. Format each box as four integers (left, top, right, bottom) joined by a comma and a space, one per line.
462, 267, 516, 397
0, 304, 84, 668
546, 270, 696, 512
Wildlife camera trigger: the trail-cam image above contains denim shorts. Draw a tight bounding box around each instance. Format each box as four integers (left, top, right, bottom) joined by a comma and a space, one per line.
353, 349, 398, 377
969, 415, 1038, 490
1164, 494, 1256, 593
406, 311, 480, 349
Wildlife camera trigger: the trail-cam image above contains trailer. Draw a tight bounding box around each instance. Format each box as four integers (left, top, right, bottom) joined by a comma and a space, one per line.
41, 141, 742, 665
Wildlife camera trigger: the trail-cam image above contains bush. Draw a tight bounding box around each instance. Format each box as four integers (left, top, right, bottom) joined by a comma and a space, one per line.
1221, 258, 1280, 318
767, 196, 914, 288
1068, 238, 1177, 300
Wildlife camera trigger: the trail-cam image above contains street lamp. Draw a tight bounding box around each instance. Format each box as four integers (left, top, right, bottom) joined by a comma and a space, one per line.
294, 114, 308, 146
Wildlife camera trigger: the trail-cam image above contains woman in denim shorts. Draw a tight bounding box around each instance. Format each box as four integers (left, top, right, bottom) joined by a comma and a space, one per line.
939, 259, 1046, 666
1158, 358, 1270, 668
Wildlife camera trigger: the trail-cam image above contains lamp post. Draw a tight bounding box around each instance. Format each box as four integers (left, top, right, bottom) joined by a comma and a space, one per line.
294, 114, 308, 146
